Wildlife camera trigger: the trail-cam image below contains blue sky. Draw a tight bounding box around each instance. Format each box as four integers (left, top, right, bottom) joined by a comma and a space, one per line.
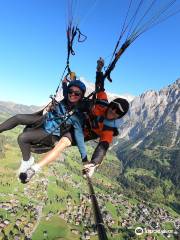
0, 0, 180, 105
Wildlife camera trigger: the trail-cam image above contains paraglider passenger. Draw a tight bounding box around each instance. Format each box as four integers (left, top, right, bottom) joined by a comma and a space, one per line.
0, 79, 87, 182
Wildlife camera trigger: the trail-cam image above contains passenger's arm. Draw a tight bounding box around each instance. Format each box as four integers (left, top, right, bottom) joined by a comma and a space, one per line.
73, 117, 87, 162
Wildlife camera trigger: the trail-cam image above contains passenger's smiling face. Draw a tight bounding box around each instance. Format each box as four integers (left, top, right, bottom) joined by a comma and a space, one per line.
68, 86, 83, 103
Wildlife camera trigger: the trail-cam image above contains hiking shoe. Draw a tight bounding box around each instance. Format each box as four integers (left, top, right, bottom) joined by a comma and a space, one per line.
18, 156, 34, 174
19, 168, 36, 184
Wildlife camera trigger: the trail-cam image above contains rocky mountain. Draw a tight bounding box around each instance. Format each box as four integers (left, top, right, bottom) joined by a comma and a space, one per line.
114, 79, 180, 198
1, 79, 179, 147
0, 101, 41, 115
117, 78, 180, 148
0, 79, 134, 116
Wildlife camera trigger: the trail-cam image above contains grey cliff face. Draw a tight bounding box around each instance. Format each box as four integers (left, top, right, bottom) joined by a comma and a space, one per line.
117, 79, 180, 148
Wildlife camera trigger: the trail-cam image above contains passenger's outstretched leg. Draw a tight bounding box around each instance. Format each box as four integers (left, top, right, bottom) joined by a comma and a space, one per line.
0, 113, 43, 133
17, 128, 50, 175
21, 136, 71, 183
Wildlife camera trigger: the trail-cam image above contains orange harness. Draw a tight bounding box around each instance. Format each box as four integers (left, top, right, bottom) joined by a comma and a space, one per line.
84, 91, 115, 144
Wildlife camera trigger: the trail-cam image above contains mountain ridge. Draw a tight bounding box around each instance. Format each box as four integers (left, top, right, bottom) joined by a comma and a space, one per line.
117, 78, 180, 147
0, 79, 134, 115
0, 100, 41, 115
113, 78, 180, 203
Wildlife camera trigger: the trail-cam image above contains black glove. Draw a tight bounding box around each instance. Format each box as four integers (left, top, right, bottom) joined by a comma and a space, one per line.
91, 141, 109, 165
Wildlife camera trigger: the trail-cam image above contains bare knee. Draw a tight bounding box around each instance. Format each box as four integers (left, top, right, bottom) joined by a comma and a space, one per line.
53, 137, 72, 153
58, 137, 72, 147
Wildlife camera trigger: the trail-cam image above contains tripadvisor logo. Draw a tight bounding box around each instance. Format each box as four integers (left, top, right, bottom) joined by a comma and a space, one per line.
135, 226, 176, 236
135, 227, 144, 236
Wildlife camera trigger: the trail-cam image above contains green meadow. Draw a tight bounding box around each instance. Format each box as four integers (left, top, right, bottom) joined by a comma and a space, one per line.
0, 127, 179, 240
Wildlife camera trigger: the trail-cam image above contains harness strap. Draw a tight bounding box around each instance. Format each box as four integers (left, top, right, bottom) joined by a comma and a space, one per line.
104, 39, 131, 82
76, 28, 87, 42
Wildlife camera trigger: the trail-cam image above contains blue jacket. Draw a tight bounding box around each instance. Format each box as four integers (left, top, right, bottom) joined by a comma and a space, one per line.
43, 99, 87, 160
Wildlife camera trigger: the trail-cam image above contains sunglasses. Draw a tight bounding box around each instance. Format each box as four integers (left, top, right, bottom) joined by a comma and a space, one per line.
68, 89, 82, 97
108, 101, 124, 115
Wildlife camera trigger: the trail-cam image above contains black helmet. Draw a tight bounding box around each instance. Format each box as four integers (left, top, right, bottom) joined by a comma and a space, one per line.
68, 80, 86, 95
108, 98, 129, 118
